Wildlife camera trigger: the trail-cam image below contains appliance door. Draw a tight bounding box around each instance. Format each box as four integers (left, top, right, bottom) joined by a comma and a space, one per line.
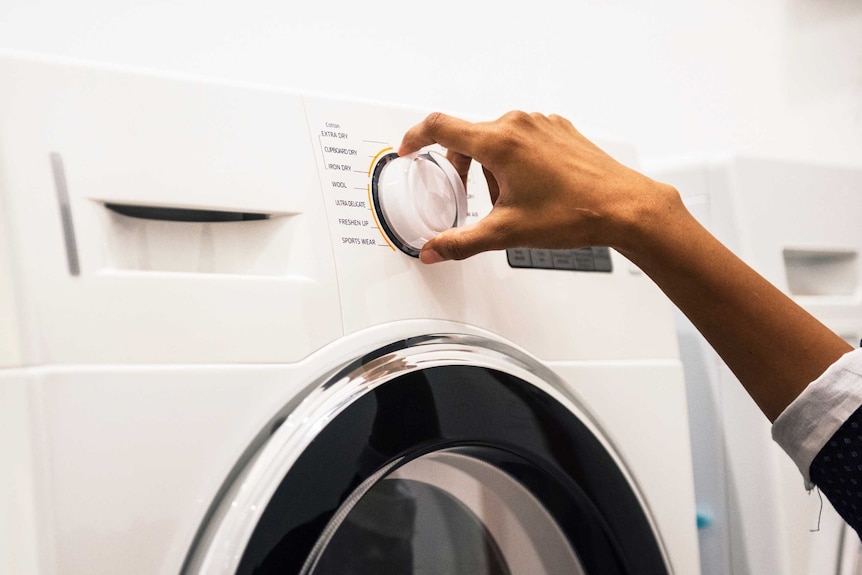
183, 334, 671, 575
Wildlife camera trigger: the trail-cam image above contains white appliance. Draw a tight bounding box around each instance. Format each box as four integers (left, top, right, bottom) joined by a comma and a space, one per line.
649, 155, 862, 575
0, 53, 701, 575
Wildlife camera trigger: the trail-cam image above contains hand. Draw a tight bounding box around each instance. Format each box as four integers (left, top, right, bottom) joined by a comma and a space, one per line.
398, 111, 675, 264
404, 111, 853, 421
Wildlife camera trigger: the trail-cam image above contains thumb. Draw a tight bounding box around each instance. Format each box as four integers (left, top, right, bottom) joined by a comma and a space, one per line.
419, 219, 505, 264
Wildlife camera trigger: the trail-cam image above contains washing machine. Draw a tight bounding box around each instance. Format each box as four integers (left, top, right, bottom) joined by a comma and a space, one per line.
0, 52, 701, 575
649, 155, 862, 575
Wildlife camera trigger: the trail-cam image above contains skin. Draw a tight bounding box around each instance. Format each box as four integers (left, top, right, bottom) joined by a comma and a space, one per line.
399, 111, 852, 422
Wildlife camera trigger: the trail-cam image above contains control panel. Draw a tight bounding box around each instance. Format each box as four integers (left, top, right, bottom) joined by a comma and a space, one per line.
303, 96, 489, 265
305, 95, 616, 273
507, 247, 613, 272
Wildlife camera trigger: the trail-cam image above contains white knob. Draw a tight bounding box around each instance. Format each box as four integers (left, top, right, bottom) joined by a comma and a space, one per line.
375, 150, 467, 256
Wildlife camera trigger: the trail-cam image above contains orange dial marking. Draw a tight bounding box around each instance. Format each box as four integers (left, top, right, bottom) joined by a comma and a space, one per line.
368, 183, 395, 251
368, 147, 394, 177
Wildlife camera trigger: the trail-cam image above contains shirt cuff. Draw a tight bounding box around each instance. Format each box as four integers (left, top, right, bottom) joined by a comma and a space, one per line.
772, 348, 862, 489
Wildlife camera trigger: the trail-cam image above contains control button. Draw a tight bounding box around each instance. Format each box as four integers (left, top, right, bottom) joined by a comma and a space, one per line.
371, 151, 467, 257
506, 247, 614, 273
530, 249, 554, 269
507, 249, 532, 268
572, 248, 596, 271
551, 251, 577, 270
592, 247, 613, 272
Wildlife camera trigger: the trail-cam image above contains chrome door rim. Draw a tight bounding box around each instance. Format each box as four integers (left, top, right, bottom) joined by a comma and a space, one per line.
182, 333, 672, 574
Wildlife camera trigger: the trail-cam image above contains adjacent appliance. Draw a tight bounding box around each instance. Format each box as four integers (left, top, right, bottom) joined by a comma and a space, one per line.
649, 155, 862, 575
0, 53, 701, 574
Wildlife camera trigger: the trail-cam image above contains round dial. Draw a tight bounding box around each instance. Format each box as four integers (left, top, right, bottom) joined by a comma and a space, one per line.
371, 150, 468, 257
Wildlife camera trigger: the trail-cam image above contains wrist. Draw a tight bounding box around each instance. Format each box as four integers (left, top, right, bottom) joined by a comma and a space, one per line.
611, 179, 688, 260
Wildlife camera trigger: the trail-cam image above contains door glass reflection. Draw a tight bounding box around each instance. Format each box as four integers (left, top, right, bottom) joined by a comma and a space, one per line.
310, 478, 510, 575
303, 450, 584, 575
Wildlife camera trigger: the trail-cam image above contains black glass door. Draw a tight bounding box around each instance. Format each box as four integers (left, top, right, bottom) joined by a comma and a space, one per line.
235, 365, 669, 575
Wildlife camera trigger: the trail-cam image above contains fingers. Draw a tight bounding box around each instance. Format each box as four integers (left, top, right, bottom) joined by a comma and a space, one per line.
404, 110, 564, 264
399, 112, 483, 159
446, 149, 472, 191
419, 214, 509, 264
483, 166, 500, 205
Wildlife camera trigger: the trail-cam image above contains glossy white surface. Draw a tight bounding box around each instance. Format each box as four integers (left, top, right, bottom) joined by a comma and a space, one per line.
1, 55, 699, 575
649, 155, 862, 575
0, 53, 342, 365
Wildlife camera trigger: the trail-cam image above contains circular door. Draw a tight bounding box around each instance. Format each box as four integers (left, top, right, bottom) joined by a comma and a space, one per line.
183, 334, 671, 575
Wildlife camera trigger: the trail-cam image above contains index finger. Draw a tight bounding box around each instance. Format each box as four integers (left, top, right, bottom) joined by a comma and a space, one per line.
398, 112, 483, 159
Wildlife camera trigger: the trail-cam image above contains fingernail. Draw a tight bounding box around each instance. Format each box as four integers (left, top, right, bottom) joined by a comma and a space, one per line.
420, 248, 445, 264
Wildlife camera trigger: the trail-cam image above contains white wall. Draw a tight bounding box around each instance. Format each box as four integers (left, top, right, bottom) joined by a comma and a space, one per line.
1, 0, 860, 167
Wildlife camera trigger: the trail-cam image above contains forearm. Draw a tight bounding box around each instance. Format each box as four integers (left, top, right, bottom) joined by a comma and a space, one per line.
398, 111, 852, 421
616, 184, 852, 421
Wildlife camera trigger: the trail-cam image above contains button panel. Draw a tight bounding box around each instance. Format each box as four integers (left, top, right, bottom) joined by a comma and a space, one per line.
507, 247, 613, 273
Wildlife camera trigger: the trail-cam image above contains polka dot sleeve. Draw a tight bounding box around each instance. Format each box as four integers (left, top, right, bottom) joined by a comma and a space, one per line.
810, 406, 862, 536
